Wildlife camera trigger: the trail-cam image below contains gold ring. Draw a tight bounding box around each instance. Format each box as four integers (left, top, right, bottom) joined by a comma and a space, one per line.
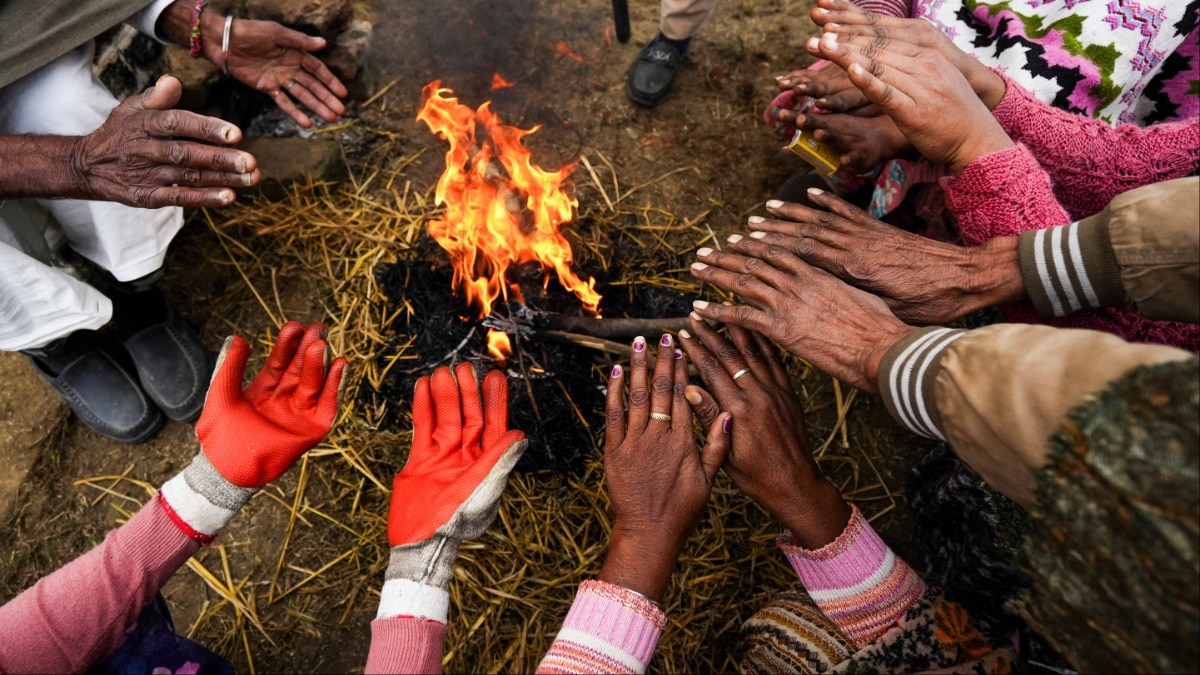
649, 412, 672, 422
731, 368, 750, 381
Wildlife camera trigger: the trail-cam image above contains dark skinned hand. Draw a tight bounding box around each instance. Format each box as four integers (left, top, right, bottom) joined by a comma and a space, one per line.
598, 334, 731, 602
784, 105, 912, 173
806, 31, 1013, 173
775, 64, 869, 113
689, 233, 914, 394
810, 0, 1007, 110
679, 318, 851, 549
72, 75, 259, 208
737, 190, 1026, 324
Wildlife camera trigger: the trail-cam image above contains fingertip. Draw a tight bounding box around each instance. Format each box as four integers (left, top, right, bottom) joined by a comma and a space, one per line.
454, 360, 479, 388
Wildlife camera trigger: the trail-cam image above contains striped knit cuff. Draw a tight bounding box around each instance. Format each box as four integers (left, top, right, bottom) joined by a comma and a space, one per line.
778, 506, 925, 648
851, 0, 910, 17
159, 453, 256, 544
1018, 219, 1124, 317
876, 327, 967, 441
537, 580, 665, 674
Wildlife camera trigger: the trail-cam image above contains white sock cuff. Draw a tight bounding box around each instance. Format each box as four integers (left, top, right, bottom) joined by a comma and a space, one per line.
376, 578, 450, 624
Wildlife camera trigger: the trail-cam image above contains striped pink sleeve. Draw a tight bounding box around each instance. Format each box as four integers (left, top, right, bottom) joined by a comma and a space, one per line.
536, 580, 666, 674
851, 0, 911, 17
778, 505, 925, 648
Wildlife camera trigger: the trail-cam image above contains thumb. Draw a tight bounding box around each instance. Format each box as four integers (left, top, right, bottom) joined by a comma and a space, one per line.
137, 75, 183, 111
699, 413, 732, 483
684, 385, 721, 429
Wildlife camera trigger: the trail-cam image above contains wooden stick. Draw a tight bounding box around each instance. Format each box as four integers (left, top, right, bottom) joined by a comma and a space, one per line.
532, 315, 690, 340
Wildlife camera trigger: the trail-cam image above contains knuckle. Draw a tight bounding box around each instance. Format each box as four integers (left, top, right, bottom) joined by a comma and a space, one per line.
628, 388, 649, 406
734, 273, 758, 289
606, 408, 626, 424
166, 143, 188, 166
672, 381, 687, 398
733, 305, 758, 324
182, 168, 201, 185
716, 344, 739, 361
158, 111, 181, 135
698, 357, 722, 377
651, 375, 672, 394
743, 257, 763, 273
741, 346, 761, 361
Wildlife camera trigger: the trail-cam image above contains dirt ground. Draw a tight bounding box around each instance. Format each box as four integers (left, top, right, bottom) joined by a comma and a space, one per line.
0, 0, 940, 671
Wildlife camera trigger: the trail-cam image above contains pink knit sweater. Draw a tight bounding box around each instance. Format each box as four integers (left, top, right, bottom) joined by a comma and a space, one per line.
941, 77, 1200, 352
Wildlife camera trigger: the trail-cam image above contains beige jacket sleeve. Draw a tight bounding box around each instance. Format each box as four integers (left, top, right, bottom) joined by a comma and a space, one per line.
1019, 176, 1199, 323
876, 324, 1193, 506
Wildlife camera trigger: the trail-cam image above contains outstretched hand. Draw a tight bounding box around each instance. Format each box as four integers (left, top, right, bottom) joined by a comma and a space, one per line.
689, 228, 914, 394
678, 318, 851, 548
599, 334, 730, 601
197, 321, 347, 488
73, 75, 259, 208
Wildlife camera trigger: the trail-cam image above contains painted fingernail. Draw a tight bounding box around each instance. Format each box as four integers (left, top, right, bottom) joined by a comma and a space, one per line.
679, 328, 692, 339
748, 215, 764, 224
674, 349, 683, 360
689, 311, 703, 321
807, 37, 819, 51
611, 364, 622, 378
633, 336, 646, 352
685, 387, 702, 405
766, 199, 784, 209
750, 231, 767, 239
693, 300, 710, 310
661, 333, 673, 347
697, 247, 713, 257
723, 416, 733, 434
692, 261, 709, 271
727, 234, 743, 244
807, 187, 825, 196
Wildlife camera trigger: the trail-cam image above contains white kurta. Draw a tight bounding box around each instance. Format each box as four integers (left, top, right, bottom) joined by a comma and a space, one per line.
0, 22, 181, 351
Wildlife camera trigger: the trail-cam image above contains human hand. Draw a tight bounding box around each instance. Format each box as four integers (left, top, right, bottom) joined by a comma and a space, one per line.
599, 334, 730, 601
807, 31, 1013, 173
388, 362, 527, 547
197, 321, 347, 488
775, 64, 869, 112
810, 0, 1006, 109
207, 16, 348, 127
679, 319, 851, 548
72, 75, 258, 208
738, 190, 1025, 323
689, 235, 914, 394
781, 105, 911, 173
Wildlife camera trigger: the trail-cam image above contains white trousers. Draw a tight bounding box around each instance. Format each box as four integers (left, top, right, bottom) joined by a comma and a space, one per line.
0, 42, 182, 351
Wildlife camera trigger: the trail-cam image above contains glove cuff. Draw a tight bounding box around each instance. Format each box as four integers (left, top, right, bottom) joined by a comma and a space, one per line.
377, 537, 459, 622
159, 453, 256, 544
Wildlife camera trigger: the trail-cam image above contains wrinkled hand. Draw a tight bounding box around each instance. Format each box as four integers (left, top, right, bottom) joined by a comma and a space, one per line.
775, 63, 869, 113
389, 362, 526, 546
198, 321, 347, 488
808, 31, 1013, 172
599, 334, 730, 601
72, 76, 258, 208
739, 191, 1026, 323
679, 319, 851, 548
689, 236, 914, 394
811, 0, 1006, 109
784, 105, 911, 173
215, 18, 348, 127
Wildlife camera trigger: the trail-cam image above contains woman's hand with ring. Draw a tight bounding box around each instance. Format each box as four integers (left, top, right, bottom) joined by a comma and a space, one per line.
598, 334, 731, 601
679, 318, 851, 548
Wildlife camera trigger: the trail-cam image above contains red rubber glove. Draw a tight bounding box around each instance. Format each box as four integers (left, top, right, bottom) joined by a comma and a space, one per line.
197, 321, 347, 488
388, 362, 527, 545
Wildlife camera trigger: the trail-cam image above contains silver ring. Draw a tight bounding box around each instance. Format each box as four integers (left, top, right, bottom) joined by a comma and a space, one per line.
649, 412, 672, 422
731, 368, 750, 381
283, 79, 295, 91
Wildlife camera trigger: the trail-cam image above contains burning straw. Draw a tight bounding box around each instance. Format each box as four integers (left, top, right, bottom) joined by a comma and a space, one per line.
60, 120, 907, 671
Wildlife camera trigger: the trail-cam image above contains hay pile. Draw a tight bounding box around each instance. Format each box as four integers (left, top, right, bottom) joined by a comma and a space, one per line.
78, 127, 905, 672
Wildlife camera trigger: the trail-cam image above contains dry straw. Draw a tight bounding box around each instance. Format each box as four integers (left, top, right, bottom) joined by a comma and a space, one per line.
75, 131, 902, 672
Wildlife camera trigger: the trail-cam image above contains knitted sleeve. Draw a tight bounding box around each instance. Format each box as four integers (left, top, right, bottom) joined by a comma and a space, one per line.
990, 71, 1200, 220
536, 579, 667, 674
0, 494, 201, 673
940, 144, 1070, 246
778, 505, 926, 648
365, 616, 448, 674
851, 0, 911, 17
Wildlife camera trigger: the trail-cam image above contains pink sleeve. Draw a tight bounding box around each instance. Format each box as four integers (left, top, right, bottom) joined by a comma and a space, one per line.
990, 71, 1200, 220
851, 0, 911, 17
0, 493, 200, 673
365, 616, 448, 674
940, 144, 1070, 246
536, 579, 665, 674
778, 505, 926, 648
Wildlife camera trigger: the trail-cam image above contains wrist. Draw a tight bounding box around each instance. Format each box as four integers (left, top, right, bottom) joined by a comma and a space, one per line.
198, 9, 226, 65
963, 237, 1025, 311
861, 322, 916, 393
949, 125, 1014, 175
159, 453, 256, 543
599, 527, 682, 602
0, 135, 91, 199
775, 481, 853, 550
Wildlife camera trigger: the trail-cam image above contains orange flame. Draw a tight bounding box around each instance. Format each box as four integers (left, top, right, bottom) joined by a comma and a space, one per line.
487, 330, 512, 362
491, 73, 515, 91
553, 41, 587, 62
416, 81, 601, 323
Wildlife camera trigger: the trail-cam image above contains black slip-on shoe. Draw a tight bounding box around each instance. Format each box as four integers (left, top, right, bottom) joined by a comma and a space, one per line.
626, 39, 685, 107
115, 286, 215, 423
26, 331, 165, 444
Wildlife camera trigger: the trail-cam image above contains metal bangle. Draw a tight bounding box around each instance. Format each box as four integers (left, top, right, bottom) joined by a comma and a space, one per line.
221, 15, 233, 75
622, 586, 664, 610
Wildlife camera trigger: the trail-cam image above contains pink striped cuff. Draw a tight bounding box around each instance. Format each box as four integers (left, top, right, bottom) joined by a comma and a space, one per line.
536, 580, 665, 674
851, 0, 911, 17
778, 506, 925, 647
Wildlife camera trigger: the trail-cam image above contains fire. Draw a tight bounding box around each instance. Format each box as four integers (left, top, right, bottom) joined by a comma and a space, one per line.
490, 73, 515, 91
553, 41, 587, 62
416, 81, 601, 363
487, 330, 512, 361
